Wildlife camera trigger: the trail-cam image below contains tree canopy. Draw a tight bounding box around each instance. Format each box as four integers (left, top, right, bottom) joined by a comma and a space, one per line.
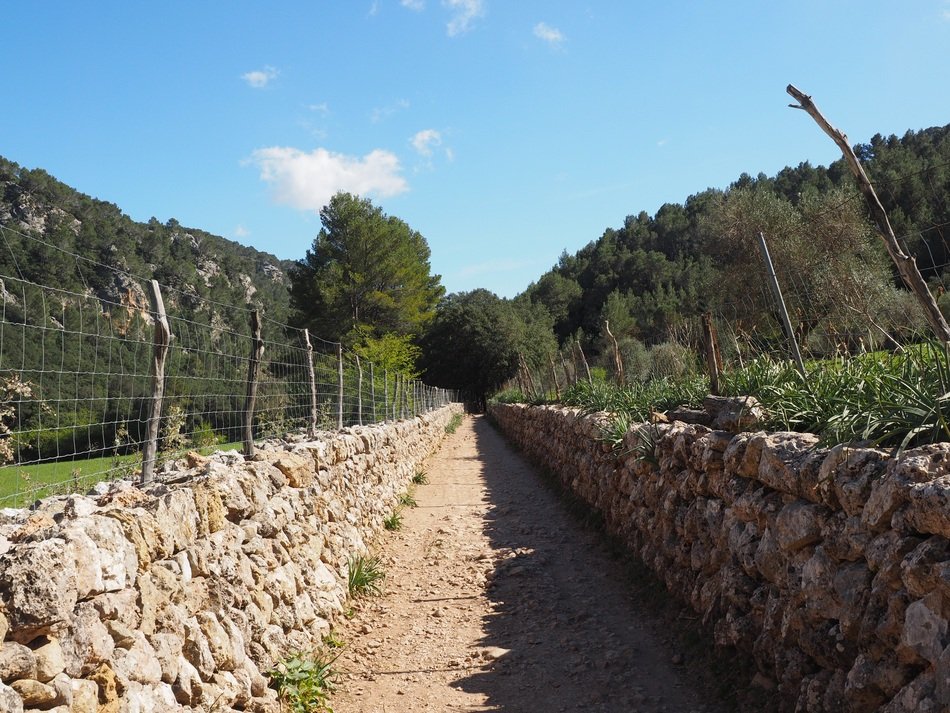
419, 289, 556, 408
289, 192, 444, 345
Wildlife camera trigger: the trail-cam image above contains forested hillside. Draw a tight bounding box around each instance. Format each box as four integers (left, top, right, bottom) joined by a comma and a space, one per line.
0, 156, 293, 324
520, 125, 950, 366
0, 156, 298, 466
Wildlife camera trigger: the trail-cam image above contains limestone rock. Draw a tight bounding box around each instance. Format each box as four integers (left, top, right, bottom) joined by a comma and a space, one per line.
704, 395, 767, 432
0, 681, 23, 713
900, 592, 949, 665
10, 678, 57, 707
33, 637, 66, 682
0, 538, 78, 642
0, 641, 36, 682
774, 500, 828, 552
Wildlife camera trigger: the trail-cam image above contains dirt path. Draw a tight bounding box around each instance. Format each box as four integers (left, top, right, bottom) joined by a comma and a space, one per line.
330, 415, 729, 713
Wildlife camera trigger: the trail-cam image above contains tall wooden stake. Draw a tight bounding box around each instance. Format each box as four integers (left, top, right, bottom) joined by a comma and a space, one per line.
141, 280, 170, 484
355, 354, 363, 426
757, 232, 807, 377
336, 343, 344, 430
303, 329, 318, 437
370, 362, 376, 423
787, 84, 950, 343
701, 312, 723, 396
604, 319, 625, 385
242, 310, 265, 458
575, 339, 593, 384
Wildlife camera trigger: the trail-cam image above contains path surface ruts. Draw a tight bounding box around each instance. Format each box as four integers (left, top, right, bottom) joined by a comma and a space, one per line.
331, 415, 727, 713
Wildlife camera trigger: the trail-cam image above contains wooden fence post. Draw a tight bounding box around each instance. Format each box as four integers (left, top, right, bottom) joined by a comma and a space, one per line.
575, 339, 593, 384
141, 280, 171, 484
336, 343, 344, 430
370, 362, 376, 423
242, 310, 265, 458
702, 311, 723, 396
549, 353, 562, 400
384, 368, 389, 420
604, 319, 625, 385
356, 354, 363, 426
303, 329, 318, 437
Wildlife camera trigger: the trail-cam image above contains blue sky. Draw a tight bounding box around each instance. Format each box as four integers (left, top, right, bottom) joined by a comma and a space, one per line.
5, 1, 950, 298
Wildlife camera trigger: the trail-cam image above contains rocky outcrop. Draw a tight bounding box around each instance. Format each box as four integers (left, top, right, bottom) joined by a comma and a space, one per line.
0, 405, 461, 712
489, 403, 950, 713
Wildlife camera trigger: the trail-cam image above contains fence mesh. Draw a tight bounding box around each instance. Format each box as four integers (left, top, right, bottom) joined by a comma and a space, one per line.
0, 225, 456, 508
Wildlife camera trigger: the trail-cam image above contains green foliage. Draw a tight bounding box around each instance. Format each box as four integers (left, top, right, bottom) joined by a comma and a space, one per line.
289, 192, 444, 345
383, 511, 403, 531
268, 650, 337, 713
561, 375, 707, 422
347, 554, 385, 597
492, 388, 525, 404
411, 470, 429, 485
419, 289, 556, 407
649, 342, 698, 380
352, 331, 421, 379
444, 413, 463, 434
720, 344, 950, 453
397, 491, 418, 508
192, 421, 222, 449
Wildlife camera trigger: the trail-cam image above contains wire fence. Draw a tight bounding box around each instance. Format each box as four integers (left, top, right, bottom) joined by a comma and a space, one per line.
510, 222, 945, 400
0, 225, 456, 508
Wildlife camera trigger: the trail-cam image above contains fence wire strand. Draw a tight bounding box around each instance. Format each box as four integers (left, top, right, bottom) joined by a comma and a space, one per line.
0, 224, 456, 508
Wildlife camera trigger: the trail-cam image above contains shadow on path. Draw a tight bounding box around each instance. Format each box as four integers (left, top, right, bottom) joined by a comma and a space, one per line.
450, 416, 736, 713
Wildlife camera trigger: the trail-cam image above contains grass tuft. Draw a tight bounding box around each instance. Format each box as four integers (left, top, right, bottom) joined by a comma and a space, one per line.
383, 511, 403, 531
347, 553, 385, 597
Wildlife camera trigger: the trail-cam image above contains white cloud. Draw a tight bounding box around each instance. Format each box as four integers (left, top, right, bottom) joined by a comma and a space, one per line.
444, 0, 484, 36
657, 138, 669, 147
234, 225, 250, 238
308, 102, 331, 116
250, 147, 409, 211
401, 0, 425, 9
371, 98, 410, 123
411, 129, 442, 157
533, 21, 564, 45
241, 66, 279, 88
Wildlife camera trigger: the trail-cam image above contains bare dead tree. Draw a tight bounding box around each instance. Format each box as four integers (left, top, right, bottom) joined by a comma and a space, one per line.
787, 84, 950, 343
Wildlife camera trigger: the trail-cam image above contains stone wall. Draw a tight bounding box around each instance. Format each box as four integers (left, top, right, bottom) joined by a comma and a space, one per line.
489, 403, 950, 713
0, 404, 462, 712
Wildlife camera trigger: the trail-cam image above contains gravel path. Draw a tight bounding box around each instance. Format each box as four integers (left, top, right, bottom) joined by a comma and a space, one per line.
330, 414, 732, 713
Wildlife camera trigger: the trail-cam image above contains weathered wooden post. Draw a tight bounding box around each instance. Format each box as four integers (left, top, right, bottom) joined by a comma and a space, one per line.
336, 343, 344, 430
549, 353, 562, 399
370, 362, 377, 423
787, 84, 950, 343
604, 319, 625, 385
141, 280, 171, 484
384, 368, 389, 420
303, 329, 318, 437
242, 310, 265, 458
702, 312, 723, 396
355, 354, 363, 426
575, 339, 593, 384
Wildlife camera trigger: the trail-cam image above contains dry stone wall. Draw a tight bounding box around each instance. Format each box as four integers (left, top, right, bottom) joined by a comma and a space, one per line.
0, 404, 462, 712
489, 403, 950, 713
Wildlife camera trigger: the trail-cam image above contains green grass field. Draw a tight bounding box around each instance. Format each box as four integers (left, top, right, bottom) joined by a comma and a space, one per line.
0, 442, 242, 508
